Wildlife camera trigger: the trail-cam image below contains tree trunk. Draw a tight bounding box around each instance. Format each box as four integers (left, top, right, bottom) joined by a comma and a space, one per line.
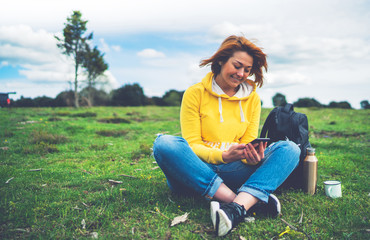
87, 84, 93, 107
74, 68, 79, 108
74, 49, 80, 108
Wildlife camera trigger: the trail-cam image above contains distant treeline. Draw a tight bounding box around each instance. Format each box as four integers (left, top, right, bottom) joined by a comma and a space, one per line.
7, 83, 370, 109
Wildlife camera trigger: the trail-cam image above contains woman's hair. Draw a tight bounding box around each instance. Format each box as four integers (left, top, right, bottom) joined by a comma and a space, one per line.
199, 35, 268, 87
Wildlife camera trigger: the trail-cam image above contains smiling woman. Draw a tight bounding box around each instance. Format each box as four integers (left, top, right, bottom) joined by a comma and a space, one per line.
152, 35, 300, 237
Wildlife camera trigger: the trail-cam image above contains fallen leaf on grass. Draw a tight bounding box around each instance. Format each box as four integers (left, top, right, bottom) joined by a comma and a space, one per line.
19, 120, 38, 125
81, 219, 86, 229
118, 174, 137, 178
90, 232, 98, 239
108, 179, 123, 184
170, 212, 189, 227
81, 169, 93, 174
299, 209, 303, 224
73, 205, 82, 210
151, 166, 160, 170
28, 168, 42, 172
5, 177, 14, 184
14, 228, 30, 233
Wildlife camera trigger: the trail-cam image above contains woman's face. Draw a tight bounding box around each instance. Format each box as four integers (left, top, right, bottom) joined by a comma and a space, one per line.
216, 51, 253, 92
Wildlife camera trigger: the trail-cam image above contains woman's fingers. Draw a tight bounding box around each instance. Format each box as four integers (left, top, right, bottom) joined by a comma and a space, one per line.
245, 143, 260, 164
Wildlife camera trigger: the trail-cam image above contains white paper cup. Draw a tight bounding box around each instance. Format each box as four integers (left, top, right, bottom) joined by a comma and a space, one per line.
324, 180, 342, 198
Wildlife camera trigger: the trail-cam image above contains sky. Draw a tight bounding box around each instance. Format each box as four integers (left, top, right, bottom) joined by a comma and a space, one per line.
0, 0, 369, 108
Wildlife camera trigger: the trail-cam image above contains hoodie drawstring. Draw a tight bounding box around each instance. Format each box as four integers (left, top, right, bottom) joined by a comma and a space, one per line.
218, 97, 224, 122
218, 97, 245, 123
239, 100, 245, 122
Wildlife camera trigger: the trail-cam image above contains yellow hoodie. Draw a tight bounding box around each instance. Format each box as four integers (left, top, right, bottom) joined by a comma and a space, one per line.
180, 72, 261, 165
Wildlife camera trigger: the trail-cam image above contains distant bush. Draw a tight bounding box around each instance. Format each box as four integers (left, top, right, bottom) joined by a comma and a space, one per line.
360, 100, 370, 109
54, 91, 75, 107
111, 83, 146, 106
272, 93, 287, 107
328, 101, 352, 109
33, 96, 55, 107
13, 97, 36, 107
293, 98, 322, 108
162, 90, 184, 106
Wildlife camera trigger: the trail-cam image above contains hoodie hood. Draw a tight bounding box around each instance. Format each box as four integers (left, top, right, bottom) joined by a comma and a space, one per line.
201, 72, 257, 123
201, 72, 256, 100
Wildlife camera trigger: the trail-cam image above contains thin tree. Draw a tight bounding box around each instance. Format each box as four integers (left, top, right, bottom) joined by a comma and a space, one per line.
55, 10, 93, 107
82, 45, 108, 106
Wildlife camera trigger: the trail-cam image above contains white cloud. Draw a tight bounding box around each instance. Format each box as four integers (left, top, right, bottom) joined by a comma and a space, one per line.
1, 61, 9, 67
137, 49, 165, 58
111, 45, 121, 52
99, 38, 111, 53
264, 71, 311, 89
98, 38, 121, 53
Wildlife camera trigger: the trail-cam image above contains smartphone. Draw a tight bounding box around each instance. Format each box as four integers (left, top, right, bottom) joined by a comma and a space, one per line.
250, 138, 270, 144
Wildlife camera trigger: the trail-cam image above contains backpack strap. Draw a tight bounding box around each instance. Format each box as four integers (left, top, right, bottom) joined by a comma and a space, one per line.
260, 108, 276, 138
282, 103, 294, 113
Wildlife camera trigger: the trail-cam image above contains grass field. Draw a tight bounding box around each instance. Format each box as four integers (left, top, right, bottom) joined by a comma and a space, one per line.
0, 106, 369, 239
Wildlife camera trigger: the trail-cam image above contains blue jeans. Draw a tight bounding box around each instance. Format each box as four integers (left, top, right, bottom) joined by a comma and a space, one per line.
153, 135, 300, 203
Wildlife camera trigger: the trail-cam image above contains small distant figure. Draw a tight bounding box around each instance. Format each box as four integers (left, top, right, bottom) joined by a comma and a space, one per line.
0, 92, 16, 107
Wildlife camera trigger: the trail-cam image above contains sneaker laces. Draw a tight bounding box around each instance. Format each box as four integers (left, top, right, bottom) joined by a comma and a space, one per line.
220, 202, 247, 227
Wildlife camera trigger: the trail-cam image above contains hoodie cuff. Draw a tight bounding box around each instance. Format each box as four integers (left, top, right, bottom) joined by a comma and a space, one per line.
212, 150, 226, 164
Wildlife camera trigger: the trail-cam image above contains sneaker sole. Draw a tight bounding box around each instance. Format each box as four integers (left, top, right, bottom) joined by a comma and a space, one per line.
210, 201, 220, 230
216, 209, 232, 237
269, 194, 281, 217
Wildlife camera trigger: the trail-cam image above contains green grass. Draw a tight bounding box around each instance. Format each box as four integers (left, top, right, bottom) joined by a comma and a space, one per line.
0, 106, 369, 239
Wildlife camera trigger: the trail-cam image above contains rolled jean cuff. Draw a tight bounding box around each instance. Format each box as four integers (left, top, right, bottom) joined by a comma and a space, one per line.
238, 185, 269, 203
204, 175, 223, 200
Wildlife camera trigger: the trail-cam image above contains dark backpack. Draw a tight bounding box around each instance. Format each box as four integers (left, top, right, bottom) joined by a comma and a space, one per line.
260, 103, 311, 189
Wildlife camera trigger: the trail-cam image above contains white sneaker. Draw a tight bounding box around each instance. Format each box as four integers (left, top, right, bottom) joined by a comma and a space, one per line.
210, 201, 220, 229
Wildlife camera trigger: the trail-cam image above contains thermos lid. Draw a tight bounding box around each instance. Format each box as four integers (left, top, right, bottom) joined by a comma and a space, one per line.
307, 147, 316, 154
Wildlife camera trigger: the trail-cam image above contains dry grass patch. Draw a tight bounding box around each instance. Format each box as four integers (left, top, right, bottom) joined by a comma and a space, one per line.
96, 129, 130, 137
97, 117, 131, 124
23, 142, 59, 154
30, 130, 69, 144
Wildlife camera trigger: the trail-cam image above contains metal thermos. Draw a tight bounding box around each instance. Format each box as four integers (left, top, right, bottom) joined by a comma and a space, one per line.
303, 148, 318, 195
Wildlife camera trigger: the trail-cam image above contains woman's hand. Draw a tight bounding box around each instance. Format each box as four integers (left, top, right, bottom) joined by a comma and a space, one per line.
222, 144, 248, 163
243, 142, 267, 165
222, 142, 267, 164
